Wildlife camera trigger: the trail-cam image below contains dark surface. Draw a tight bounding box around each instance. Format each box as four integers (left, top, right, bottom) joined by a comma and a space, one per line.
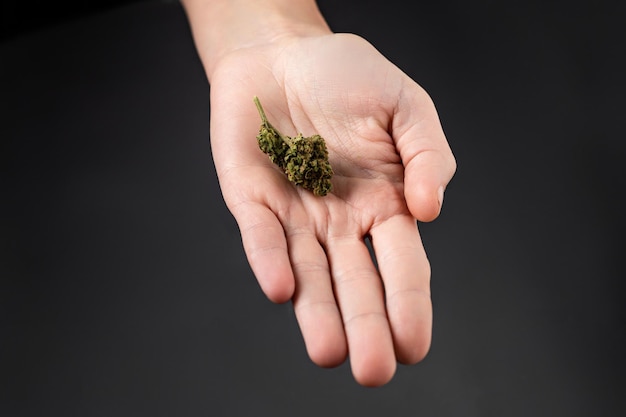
1, 0, 150, 41
2, 0, 625, 416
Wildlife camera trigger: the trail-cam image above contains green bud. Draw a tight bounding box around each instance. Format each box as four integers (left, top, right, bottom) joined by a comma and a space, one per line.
254, 96, 333, 196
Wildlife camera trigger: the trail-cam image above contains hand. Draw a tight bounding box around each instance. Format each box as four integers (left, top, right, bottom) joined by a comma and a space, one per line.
209, 33, 456, 386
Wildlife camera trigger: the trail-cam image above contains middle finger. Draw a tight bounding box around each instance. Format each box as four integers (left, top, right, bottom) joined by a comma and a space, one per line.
325, 233, 396, 386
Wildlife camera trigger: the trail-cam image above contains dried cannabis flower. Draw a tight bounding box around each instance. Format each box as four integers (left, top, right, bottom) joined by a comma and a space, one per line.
254, 96, 333, 196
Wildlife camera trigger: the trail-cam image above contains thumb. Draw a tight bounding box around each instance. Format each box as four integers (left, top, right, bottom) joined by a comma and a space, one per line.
404, 149, 456, 222
393, 86, 456, 222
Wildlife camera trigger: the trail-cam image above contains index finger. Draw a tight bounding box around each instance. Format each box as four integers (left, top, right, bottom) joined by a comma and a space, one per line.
370, 214, 433, 364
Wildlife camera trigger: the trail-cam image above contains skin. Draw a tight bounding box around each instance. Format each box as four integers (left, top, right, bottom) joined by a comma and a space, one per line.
181, 0, 456, 387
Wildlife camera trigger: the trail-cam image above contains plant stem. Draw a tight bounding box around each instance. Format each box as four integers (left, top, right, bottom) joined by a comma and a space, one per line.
253, 96, 292, 145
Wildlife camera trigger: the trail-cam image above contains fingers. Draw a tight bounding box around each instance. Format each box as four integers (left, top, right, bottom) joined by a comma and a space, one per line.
370, 215, 433, 364
233, 200, 295, 303
325, 234, 396, 387
393, 84, 457, 222
227, 186, 430, 385
233, 193, 349, 369
289, 229, 347, 368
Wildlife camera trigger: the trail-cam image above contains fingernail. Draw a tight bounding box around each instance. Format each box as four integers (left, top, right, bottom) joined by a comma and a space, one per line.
437, 185, 445, 209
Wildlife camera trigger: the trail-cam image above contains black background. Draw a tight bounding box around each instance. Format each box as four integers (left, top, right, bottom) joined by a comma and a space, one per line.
1, 0, 148, 41
2, 0, 625, 416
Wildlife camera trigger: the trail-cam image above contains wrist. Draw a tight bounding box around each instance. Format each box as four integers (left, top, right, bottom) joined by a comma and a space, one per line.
181, 0, 332, 80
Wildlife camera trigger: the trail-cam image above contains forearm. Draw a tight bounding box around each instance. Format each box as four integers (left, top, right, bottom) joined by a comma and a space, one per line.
180, 0, 332, 80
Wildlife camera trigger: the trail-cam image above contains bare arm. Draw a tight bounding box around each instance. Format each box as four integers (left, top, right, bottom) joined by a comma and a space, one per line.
180, 0, 332, 80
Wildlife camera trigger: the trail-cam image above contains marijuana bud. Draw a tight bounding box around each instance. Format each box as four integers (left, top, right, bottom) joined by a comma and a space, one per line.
253, 96, 333, 196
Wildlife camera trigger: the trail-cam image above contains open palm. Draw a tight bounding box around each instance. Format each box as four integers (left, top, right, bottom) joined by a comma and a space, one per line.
209, 33, 456, 386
